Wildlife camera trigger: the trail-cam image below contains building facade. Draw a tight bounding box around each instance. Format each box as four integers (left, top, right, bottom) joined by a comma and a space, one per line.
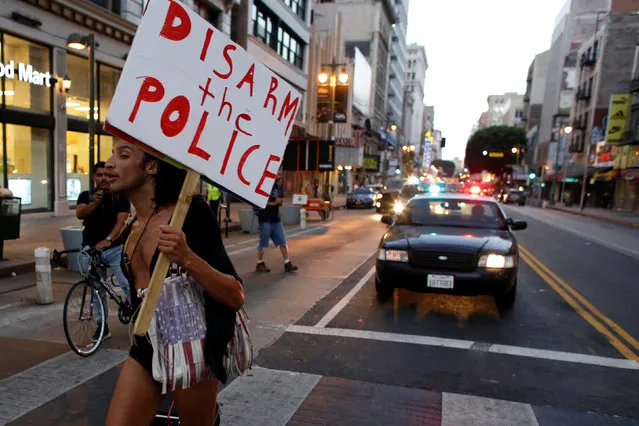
387, 0, 408, 138
523, 50, 549, 166
483, 93, 525, 128
403, 44, 427, 155
565, 12, 639, 208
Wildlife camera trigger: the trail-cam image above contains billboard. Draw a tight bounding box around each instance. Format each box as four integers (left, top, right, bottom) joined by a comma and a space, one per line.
605, 94, 631, 144
352, 48, 371, 117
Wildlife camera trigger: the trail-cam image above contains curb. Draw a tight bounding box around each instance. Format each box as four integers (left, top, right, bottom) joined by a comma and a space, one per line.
0, 223, 243, 279
549, 206, 639, 228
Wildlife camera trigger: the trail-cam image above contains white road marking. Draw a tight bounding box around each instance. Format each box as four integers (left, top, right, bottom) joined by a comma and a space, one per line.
227, 223, 336, 256
286, 325, 639, 370
506, 207, 639, 260
218, 366, 321, 426
442, 392, 540, 426
314, 267, 376, 328
0, 349, 128, 424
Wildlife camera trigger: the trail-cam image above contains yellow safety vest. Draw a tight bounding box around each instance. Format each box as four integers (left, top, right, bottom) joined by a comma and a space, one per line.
207, 185, 222, 201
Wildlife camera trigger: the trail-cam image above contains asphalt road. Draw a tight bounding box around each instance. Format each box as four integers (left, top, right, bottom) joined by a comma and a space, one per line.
1, 206, 639, 425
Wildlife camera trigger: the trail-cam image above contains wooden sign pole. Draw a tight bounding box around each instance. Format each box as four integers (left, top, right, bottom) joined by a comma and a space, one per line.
133, 169, 201, 336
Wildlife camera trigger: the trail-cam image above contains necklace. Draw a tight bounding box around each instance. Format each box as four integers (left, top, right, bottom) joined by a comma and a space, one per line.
124, 208, 158, 272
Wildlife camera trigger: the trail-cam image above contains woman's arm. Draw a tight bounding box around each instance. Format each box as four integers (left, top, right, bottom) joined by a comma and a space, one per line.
157, 224, 245, 311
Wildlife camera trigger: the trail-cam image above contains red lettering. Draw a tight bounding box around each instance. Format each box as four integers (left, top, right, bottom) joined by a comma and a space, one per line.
263, 77, 278, 115
235, 113, 252, 136
220, 130, 238, 175
237, 145, 260, 186
213, 44, 237, 79
160, 0, 191, 41
188, 111, 211, 160
217, 87, 233, 122
236, 64, 256, 97
255, 155, 281, 197
129, 76, 165, 123
200, 28, 213, 61
278, 91, 299, 136
198, 77, 215, 107
160, 95, 190, 137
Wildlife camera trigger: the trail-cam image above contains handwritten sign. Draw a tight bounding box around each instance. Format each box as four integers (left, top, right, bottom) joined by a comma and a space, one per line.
105, 0, 301, 208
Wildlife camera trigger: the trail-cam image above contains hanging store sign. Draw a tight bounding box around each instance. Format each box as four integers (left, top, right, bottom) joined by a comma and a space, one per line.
0, 61, 52, 87
605, 94, 631, 144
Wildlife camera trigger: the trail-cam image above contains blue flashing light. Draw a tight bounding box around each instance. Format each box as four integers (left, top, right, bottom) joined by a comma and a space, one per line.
428, 184, 441, 194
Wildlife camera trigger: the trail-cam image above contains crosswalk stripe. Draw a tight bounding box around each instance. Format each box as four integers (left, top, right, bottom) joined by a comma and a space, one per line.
441, 392, 539, 426
0, 349, 127, 425
218, 366, 321, 426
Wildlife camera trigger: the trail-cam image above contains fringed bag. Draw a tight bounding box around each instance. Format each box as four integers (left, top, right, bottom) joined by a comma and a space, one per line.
223, 307, 254, 380
147, 266, 213, 394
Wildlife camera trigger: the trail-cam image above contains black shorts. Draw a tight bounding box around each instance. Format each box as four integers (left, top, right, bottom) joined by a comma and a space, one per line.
130, 336, 154, 376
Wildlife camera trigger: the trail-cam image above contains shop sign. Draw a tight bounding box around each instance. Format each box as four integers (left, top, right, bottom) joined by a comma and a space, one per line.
104, 0, 301, 208
363, 155, 380, 172
605, 94, 631, 144
0, 60, 52, 87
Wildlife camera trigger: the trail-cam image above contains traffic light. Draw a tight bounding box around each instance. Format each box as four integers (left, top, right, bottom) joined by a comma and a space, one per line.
440, 138, 446, 148
528, 172, 536, 180
395, 166, 401, 175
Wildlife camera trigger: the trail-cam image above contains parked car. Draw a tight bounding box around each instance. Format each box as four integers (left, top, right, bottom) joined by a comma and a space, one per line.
376, 193, 527, 310
375, 191, 400, 213
392, 183, 426, 214
503, 189, 527, 206
346, 187, 375, 209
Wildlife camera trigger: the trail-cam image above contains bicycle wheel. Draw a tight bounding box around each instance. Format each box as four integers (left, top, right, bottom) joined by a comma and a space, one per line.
63, 280, 106, 357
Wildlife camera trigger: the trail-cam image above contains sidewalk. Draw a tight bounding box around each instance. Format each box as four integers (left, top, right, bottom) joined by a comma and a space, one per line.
0, 202, 247, 279
549, 203, 639, 228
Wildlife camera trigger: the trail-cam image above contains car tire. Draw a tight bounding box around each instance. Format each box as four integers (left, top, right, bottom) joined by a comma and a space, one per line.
495, 280, 517, 310
375, 278, 394, 302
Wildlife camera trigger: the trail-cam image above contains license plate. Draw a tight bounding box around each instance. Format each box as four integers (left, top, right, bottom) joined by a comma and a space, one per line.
427, 274, 454, 289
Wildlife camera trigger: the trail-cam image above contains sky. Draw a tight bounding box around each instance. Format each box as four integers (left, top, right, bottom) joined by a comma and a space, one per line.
406, 0, 566, 162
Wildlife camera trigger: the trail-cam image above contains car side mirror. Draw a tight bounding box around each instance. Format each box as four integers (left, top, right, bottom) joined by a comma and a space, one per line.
508, 219, 527, 230
381, 215, 394, 225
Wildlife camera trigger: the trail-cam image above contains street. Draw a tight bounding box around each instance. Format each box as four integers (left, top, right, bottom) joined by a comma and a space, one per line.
1, 207, 639, 425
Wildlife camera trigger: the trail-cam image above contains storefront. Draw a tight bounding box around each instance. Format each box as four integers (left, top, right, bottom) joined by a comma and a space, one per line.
614, 144, 639, 212
1, 32, 54, 212
0, 30, 125, 212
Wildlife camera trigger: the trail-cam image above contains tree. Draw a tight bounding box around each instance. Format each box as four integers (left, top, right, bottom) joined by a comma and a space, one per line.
465, 126, 527, 174
432, 159, 456, 177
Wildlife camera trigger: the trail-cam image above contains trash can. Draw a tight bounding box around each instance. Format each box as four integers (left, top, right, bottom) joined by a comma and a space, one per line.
0, 197, 21, 260
281, 205, 301, 226
239, 209, 259, 234
60, 226, 84, 272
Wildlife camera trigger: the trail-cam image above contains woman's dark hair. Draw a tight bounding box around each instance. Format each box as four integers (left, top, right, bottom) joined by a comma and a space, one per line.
144, 153, 186, 207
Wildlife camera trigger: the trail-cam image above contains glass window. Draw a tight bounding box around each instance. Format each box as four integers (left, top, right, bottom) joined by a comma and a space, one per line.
2, 34, 51, 113
99, 64, 121, 121
252, 4, 273, 45
4, 124, 51, 210
398, 199, 505, 230
283, 0, 306, 21
66, 131, 90, 203
98, 135, 118, 162
277, 26, 303, 69
66, 54, 95, 120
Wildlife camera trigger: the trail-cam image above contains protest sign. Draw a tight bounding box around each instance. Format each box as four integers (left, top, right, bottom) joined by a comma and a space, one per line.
105, 0, 301, 208
105, 0, 301, 335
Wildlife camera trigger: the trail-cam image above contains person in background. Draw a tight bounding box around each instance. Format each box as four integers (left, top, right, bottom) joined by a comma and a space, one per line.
208, 184, 222, 217
255, 170, 298, 273
76, 161, 131, 340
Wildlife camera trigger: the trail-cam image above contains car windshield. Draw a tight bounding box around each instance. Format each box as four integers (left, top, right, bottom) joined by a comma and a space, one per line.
385, 180, 405, 190
353, 188, 374, 194
400, 184, 426, 199
397, 198, 505, 229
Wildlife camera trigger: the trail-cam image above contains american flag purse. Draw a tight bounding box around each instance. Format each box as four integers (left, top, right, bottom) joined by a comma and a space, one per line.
147, 266, 213, 394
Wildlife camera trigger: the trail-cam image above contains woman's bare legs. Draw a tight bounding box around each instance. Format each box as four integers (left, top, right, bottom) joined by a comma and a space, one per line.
106, 357, 162, 426
172, 378, 219, 426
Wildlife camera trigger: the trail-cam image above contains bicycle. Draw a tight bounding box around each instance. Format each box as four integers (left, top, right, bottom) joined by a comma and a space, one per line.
52, 247, 133, 357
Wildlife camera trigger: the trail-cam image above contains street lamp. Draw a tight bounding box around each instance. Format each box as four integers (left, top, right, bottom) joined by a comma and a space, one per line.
482, 150, 488, 156
511, 147, 518, 154
550, 124, 573, 205
318, 57, 349, 199
67, 32, 97, 189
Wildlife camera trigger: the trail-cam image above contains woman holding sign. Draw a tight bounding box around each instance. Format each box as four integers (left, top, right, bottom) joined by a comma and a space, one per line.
104, 140, 244, 426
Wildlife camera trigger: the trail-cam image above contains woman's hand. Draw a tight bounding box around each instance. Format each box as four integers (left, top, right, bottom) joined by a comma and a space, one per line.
158, 225, 193, 267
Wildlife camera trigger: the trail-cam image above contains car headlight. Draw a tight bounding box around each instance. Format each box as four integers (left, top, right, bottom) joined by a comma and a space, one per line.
376, 202, 381, 208
478, 254, 517, 269
377, 249, 409, 262
393, 201, 405, 213
375, 193, 383, 199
